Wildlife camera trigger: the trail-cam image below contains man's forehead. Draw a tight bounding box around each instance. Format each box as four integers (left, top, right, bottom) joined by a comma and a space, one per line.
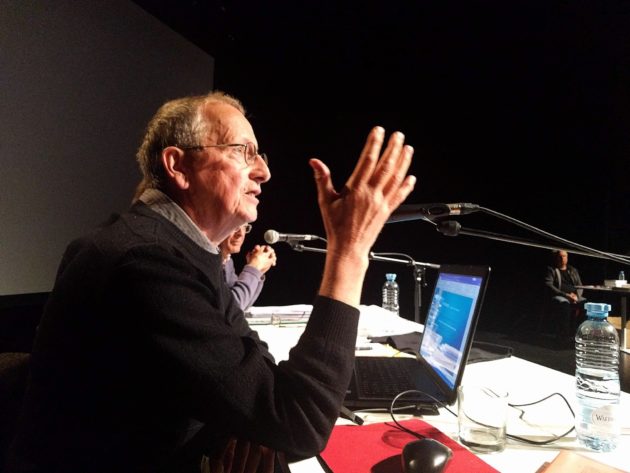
202, 102, 253, 137
202, 101, 244, 123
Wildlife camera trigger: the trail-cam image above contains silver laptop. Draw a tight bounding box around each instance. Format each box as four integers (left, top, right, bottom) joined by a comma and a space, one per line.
344, 264, 491, 410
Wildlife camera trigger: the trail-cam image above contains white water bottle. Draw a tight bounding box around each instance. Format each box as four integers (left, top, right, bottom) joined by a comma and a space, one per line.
382, 273, 399, 315
575, 302, 620, 451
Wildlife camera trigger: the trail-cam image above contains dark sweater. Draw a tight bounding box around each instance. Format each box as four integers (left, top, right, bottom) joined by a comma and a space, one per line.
7, 203, 359, 472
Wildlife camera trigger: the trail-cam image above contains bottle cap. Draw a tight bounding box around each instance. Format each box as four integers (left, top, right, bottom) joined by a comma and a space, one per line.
584, 302, 612, 318
385, 273, 397, 281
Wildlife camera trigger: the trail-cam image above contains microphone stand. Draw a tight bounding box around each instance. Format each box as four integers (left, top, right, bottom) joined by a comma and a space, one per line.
289, 242, 440, 323
434, 216, 630, 350
434, 206, 630, 266
287, 242, 327, 254
437, 224, 624, 260
389, 204, 630, 265
386, 202, 630, 346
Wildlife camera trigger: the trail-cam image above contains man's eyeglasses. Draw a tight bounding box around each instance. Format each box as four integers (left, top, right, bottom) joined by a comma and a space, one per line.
180, 142, 268, 167
241, 224, 252, 234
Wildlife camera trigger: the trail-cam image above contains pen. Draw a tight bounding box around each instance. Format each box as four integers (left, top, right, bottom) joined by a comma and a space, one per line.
355, 345, 373, 351
339, 405, 364, 425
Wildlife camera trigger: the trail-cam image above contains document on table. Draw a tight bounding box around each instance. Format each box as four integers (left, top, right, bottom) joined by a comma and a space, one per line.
357, 304, 424, 337
246, 303, 421, 335
248, 304, 423, 362
245, 304, 312, 325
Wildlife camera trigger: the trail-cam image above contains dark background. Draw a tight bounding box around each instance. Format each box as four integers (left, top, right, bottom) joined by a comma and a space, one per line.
131, 0, 630, 330
0, 0, 215, 296
5, 1, 628, 340
0, 0, 217, 351
2, 0, 628, 394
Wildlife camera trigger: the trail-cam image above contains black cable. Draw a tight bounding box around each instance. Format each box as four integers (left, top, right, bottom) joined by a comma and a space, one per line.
389, 390, 454, 438
386, 389, 576, 446
479, 206, 630, 265
506, 392, 575, 445
352, 405, 421, 413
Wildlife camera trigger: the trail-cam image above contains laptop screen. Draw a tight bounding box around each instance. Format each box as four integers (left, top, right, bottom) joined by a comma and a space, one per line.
419, 268, 487, 389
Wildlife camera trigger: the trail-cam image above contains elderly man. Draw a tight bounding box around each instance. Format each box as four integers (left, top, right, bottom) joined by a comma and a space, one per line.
7, 91, 415, 473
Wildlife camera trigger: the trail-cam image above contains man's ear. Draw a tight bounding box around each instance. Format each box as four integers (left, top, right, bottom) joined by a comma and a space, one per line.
161, 146, 189, 190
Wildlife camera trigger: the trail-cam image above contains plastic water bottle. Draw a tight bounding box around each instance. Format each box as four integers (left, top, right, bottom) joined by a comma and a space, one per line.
575, 302, 620, 451
382, 273, 399, 315
618, 270, 625, 281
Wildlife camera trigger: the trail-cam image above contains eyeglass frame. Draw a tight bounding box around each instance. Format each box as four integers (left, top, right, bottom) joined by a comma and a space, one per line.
179, 143, 268, 167
241, 224, 252, 234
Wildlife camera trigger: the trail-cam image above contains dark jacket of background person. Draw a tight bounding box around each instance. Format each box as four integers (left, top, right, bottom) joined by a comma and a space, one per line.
544, 264, 585, 302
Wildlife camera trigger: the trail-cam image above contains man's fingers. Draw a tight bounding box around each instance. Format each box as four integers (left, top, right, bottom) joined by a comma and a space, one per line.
355, 126, 388, 185
368, 133, 412, 194
340, 129, 414, 214
344, 126, 385, 191
309, 158, 334, 201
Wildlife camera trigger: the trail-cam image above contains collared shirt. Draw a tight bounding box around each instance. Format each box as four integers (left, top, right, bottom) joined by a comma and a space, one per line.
138, 188, 218, 254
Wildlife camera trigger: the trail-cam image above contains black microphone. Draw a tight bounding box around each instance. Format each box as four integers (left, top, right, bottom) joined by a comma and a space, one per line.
387, 203, 480, 223
264, 230, 319, 244
436, 220, 462, 236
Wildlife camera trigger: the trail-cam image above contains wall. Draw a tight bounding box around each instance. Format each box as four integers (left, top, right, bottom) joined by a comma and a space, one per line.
0, 0, 214, 295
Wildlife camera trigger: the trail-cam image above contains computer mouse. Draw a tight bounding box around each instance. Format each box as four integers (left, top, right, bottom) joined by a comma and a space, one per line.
401, 438, 453, 473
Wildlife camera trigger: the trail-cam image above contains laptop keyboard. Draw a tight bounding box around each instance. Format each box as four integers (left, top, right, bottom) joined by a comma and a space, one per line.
355, 357, 418, 398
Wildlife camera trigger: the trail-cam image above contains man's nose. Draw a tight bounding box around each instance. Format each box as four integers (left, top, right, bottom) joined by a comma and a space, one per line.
251, 156, 271, 183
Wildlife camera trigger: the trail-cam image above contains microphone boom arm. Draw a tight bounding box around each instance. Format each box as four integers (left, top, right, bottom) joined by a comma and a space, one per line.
289, 244, 440, 269
286, 243, 326, 254
426, 205, 630, 265
476, 207, 630, 265
291, 243, 440, 323
444, 225, 624, 261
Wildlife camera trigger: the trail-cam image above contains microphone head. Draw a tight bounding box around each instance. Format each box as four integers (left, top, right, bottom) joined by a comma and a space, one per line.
264, 229, 280, 244
387, 203, 450, 223
437, 220, 461, 237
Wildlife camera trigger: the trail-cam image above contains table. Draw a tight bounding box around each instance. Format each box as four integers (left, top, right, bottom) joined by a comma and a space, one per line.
577, 285, 630, 354
251, 305, 630, 473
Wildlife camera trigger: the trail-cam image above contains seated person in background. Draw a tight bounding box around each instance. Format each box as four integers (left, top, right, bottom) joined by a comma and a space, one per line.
219, 223, 277, 310
6, 90, 416, 473
544, 249, 587, 340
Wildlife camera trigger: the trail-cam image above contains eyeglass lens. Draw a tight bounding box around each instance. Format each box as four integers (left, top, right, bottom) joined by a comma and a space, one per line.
245, 143, 268, 165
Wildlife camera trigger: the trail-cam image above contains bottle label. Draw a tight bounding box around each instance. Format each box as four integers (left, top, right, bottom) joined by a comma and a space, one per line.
590, 404, 619, 434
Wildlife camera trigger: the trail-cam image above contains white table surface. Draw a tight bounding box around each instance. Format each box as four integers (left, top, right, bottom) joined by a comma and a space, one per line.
251, 305, 630, 473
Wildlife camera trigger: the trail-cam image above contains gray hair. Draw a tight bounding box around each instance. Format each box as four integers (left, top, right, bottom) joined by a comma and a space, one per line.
135, 90, 245, 194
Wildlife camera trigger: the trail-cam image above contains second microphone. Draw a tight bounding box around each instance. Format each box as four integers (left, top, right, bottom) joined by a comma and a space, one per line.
264, 230, 321, 244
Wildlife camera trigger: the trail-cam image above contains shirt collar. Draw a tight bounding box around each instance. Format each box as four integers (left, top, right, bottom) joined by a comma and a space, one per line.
138, 188, 218, 254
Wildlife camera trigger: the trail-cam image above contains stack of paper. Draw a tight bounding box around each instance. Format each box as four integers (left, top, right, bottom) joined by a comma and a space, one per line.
358, 304, 424, 338
245, 304, 312, 325
604, 279, 628, 288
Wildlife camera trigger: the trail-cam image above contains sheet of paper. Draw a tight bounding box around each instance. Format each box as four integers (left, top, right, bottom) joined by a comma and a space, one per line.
358, 304, 424, 338
245, 304, 313, 325
246, 304, 312, 318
